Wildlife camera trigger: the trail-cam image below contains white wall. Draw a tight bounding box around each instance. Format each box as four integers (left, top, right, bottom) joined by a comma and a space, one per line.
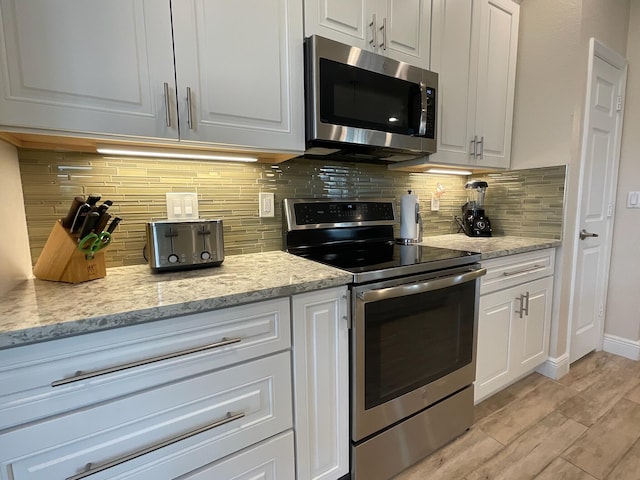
512, 0, 631, 362
0, 140, 32, 295
605, 0, 640, 341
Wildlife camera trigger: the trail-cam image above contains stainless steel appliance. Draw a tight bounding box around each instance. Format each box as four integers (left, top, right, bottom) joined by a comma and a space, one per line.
458, 180, 493, 237
146, 220, 224, 272
284, 198, 485, 480
304, 35, 438, 163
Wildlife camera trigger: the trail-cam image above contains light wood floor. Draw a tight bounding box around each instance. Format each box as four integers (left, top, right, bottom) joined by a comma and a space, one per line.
393, 351, 640, 480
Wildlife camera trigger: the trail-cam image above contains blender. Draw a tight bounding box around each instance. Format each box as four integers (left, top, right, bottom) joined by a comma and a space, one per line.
459, 180, 492, 237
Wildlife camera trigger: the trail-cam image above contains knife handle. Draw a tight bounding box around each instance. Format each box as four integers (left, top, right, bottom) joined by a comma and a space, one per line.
70, 204, 91, 234
95, 213, 112, 235
86, 194, 101, 207
79, 211, 101, 238
61, 196, 85, 229
106, 217, 122, 234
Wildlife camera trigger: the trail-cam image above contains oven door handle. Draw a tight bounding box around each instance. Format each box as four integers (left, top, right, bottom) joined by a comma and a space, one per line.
357, 268, 487, 303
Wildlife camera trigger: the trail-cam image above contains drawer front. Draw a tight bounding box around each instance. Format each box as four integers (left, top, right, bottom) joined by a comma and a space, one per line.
181, 431, 295, 480
480, 249, 555, 295
0, 352, 292, 480
0, 297, 290, 429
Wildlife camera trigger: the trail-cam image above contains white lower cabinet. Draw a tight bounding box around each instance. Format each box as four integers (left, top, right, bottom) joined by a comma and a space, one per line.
475, 249, 555, 403
292, 287, 350, 480
0, 352, 292, 480
0, 298, 294, 480
0, 287, 352, 480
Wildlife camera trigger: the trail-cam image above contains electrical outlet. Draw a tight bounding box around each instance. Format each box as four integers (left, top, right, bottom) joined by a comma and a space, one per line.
259, 192, 275, 218
431, 193, 440, 211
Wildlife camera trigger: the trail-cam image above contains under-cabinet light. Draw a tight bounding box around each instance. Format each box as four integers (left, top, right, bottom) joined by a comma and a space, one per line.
426, 168, 473, 176
96, 145, 258, 162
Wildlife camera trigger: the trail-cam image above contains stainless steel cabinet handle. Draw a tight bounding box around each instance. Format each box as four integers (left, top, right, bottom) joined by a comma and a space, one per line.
579, 229, 599, 240
369, 14, 377, 48
502, 264, 545, 277
380, 17, 387, 50
515, 292, 530, 318
51, 337, 242, 387
163, 82, 171, 127
358, 268, 487, 303
186, 86, 194, 130
65, 411, 245, 480
478, 136, 484, 159
470, 136, 478, 157
515, 294, 525, 318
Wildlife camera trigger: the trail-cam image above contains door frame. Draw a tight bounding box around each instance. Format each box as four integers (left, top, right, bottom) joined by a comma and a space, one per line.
567, 38, 628, 362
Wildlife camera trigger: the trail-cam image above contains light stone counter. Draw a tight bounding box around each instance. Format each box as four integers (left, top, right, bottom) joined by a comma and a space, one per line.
0, 251, 352, 349
420, 234, 561, 259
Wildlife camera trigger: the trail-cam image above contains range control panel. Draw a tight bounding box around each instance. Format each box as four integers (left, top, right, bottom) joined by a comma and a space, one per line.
285, 199, 396, 229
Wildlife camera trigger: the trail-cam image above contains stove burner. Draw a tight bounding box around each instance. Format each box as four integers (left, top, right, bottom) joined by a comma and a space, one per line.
284, 198, 480, 284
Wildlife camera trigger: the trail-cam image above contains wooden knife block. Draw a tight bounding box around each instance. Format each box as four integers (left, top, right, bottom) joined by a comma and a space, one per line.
33, 220, 106, 283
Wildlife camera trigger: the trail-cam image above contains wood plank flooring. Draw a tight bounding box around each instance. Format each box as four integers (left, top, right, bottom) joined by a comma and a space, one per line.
393, 351, 640, 480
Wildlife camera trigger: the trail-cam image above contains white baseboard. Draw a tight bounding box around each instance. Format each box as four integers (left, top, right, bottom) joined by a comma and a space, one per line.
536, 353, 570, 380
603, 334, 640, 361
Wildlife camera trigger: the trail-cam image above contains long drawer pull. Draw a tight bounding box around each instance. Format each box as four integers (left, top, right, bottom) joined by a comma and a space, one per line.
502, 264, 545, 277
51, 337, 242, 387
65, 411, 245, 480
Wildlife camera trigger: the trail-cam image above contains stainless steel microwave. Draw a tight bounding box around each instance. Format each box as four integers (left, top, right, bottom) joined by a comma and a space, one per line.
304, 35, 438, 162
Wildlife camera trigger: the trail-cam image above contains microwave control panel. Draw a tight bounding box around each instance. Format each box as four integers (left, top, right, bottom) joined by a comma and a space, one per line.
425, 87, 436, 139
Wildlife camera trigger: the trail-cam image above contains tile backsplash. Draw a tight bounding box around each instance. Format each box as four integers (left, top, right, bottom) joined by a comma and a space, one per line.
17, 148, 566, 268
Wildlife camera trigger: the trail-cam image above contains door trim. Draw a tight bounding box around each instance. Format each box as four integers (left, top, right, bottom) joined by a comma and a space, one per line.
567, 38, 628, 362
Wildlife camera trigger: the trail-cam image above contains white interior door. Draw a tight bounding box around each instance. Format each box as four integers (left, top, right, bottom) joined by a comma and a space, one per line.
570, 39, 627, 364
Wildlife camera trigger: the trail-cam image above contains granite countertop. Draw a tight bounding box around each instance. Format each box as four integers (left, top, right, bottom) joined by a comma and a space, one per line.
0, 251, 352, 349
419, 234, 561, 260
1, 236, 560, 349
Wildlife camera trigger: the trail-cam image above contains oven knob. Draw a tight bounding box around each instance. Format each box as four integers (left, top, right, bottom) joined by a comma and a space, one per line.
168, 253, 179, 264
476, 220, 487, 230
200, 251, 211, 261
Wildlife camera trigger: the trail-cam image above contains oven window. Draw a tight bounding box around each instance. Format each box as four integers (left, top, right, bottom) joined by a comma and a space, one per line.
363, 280, 475, 409
319, 58, 421, 135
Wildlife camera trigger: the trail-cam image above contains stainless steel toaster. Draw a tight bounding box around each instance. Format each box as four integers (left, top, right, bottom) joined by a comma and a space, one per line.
146, 220, 224, 272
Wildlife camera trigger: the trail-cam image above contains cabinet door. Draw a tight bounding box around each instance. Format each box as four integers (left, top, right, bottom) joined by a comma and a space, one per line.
474, 0, 519, 169
292, 287, 349, 480
0, 0, 177, 139
512, 276, 553, 377
475, 287, 517, 403
172, 0, 304, 152
429, 0, 481, 166
379, 0, 431, 68
303, 0, 368, 49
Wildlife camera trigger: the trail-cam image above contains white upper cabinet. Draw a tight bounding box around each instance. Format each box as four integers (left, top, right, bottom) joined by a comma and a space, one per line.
0, 0, 177, 139
429, 0, 519, 169
0, 0, 304, 152
304, 0, 431, 68
172, 0, 304, 151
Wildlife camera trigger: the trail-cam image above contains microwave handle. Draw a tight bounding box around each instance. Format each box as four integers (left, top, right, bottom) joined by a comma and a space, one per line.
418, 82, 427, 137
357, 267, 487, 303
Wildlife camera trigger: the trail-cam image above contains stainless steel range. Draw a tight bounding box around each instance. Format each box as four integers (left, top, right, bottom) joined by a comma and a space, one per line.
284, 198, 486, 480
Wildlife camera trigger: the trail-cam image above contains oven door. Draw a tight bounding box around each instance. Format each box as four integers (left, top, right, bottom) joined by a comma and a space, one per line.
351, 265, 486, 442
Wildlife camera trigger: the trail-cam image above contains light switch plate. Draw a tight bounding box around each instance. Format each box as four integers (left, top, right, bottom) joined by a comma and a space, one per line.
627, 191, 640, 208
166, 192, 199, 220
259, 192, 275, 218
